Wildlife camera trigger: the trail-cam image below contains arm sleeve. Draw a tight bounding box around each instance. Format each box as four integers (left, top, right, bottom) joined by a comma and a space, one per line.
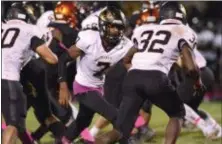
30, 36, 45, 51
81, 15, 99, 30
29, 25, 46, 51
32, 25, 45, 39
57, 52, 74, 83
178, 26, 197, 51
131, 28, 140, 49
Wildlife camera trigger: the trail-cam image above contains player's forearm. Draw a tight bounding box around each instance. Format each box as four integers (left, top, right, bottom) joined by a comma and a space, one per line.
123, 47, 137, 70
187, 68, 200, 82
36, 45, 58, 64
59, 81, 69, 90
58, 45, 82, 83
58, 52, 73, 83
44, 51, 58, 64
181, 45, 200, 81
182, 56, 200, 81
123, 57, 132, 70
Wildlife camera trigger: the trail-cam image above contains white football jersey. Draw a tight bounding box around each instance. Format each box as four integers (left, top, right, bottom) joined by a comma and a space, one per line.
81, 8, 104, 30
2, 20, 44, 81
131, 20, 197, 74
39, 27, 53, 46
37, 11, 55, 28
194, 49, 206, 68
187, 26, 206, 69
33, 27, 53, 59
75, 30, 133, 88
34, 12, 55, 59
37, 10, 54, 46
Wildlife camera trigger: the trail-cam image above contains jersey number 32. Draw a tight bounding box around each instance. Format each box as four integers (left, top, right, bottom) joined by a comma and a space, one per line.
133, 30, 171, 53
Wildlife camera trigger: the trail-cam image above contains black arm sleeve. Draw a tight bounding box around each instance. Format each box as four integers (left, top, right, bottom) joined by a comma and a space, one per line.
30, 36, 45, 51
58, 52, 74, 83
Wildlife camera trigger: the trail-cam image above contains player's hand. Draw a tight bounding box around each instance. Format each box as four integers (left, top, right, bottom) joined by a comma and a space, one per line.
59, 82, 70, 107
193, 79, 206, 97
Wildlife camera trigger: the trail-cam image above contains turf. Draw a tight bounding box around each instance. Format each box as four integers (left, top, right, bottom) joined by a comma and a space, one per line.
23, 101, 222, 144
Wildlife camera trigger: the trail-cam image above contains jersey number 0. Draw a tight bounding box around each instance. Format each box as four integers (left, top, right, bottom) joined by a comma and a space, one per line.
2, 28, 20, 48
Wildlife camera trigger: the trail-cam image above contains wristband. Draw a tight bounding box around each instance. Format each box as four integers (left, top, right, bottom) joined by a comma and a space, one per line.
58, 77, 66, 83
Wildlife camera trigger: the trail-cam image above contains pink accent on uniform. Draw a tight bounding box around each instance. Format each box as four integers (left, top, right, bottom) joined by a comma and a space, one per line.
19, 131, 34, 144
59, 42, 68, 51
73, 81, 103, 96
2, 122, 33, 143
134, 116, 146, 128
1, 123, 7, 130
194, 117, 201, 125
80, 128, 95, 142
61, 136, 72, 144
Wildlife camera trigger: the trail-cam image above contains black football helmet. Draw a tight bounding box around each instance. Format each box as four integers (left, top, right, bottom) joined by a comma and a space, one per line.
6, 2, 29, 22
98, 6, 126, 47
6, 2, 42, 23
159, 1, 187, 24
23, 1, 45, 23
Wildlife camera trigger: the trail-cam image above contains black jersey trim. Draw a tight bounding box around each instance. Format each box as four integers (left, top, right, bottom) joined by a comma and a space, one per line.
178, 38, 189, 51
30, 36, 45, 51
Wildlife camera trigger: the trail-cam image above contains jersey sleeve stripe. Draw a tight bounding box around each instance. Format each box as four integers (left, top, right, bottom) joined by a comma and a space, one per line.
30, 36, 45, 51
178, 38, 191, 51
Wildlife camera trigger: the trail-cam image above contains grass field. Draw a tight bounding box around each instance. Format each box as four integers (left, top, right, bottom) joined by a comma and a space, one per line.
23, 101, 222, 144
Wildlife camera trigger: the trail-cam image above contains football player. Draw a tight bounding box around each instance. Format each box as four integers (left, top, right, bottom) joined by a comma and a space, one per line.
81, 3, 160, 143
57, 6, 134, 143
20, 1, 81, 142
175, 48, 222, 139
130, 3, 221, 141
96, 2, 205, 144
138, 6, 221, 139
132, 3, 222, 141
2, 2, 57, 144
127, 3, 161, 143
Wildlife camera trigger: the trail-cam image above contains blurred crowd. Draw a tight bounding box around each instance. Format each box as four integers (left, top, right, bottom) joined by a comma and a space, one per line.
2, 1, 221, 99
